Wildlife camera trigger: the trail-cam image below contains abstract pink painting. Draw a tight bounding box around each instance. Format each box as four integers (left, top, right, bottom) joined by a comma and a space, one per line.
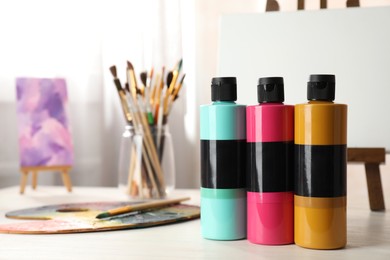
16, 78, 74, 167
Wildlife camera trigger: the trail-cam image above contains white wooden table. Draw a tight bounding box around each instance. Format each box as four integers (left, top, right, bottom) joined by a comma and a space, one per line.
0, 163, 389, 259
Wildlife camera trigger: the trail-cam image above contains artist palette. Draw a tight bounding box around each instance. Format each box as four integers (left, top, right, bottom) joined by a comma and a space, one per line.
0, 201, 200, 234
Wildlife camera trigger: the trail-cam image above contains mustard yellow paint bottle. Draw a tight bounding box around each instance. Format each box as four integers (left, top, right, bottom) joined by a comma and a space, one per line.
294, 75, 347, 249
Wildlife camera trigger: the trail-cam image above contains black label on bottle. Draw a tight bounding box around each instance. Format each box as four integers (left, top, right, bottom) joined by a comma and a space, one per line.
201, 139, 246, 189
295, 144, 347, 197
247, 141, 294, 192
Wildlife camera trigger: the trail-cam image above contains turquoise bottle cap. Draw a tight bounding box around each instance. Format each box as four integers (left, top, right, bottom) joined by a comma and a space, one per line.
211, 77, 237, 101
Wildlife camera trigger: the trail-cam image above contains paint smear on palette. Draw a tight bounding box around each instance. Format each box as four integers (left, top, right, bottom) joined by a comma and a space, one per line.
0, 201, 200, 234
16, 77, 74, 167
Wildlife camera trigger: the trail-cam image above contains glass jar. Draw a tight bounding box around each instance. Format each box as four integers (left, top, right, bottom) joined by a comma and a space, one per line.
118, 124, 175, 199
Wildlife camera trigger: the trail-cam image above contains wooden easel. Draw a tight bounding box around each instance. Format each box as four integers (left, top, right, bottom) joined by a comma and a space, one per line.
20, 165, 73, 194
348, 148, 386, 211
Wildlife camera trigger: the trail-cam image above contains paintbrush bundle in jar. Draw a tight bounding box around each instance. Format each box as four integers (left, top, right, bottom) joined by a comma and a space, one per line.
109, 60, 185, 199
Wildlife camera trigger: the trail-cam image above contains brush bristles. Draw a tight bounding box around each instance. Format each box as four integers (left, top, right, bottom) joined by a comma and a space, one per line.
180, 74, 186, 84
140, 72, 147, 86
96, 212, 110, 219
109, 66, 117, 78
177, 59, 183, 71
127, 61, 134, 70
166, 72, 173, 88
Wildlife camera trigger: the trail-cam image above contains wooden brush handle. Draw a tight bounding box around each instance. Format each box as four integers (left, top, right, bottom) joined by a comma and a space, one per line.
108, 197, 190, 216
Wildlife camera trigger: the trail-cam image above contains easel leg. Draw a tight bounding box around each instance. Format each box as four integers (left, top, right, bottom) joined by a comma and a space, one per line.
32, 171, 38, 190
20, 171, 29, 194
365, 163, 385, 211
61, 169, 73, 192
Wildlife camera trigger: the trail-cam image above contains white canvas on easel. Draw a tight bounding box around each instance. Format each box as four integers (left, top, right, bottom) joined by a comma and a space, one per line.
218, 6, 390, 151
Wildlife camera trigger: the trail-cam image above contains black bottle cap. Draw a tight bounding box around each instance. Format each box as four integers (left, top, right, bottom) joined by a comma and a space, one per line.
257, 77, 284, 103
211, 77, 237, 101
307, 74, 335, 101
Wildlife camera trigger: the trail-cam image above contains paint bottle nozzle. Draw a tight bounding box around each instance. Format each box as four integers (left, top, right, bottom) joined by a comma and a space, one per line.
257, 77, 284, 103
307, 74, 335, 101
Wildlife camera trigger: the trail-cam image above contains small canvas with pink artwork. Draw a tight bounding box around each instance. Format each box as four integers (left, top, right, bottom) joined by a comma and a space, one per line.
16, 78, 74, 167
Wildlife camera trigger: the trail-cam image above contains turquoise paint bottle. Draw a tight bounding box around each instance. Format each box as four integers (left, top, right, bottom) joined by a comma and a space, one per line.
200, 77, 246, 240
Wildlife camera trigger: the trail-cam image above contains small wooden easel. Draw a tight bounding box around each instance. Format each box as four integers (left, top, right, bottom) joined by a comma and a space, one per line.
348, 148, 386, 211
20, 165, 73, 194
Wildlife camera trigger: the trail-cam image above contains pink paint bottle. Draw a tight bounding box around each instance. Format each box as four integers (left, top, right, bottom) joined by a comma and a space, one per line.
246, 77, 294, 245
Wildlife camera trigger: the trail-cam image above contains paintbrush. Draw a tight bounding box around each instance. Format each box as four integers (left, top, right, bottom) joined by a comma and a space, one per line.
109, 66, 133, 124
166, 71, 173, 89
127, 61, 139, 98
124, 83, 163, 196
158, 59, 183, 159
154, 67, 165, 123
156, 70, 173, 158
163, 59, 182, 117
150, 72, 158, 109
126, 83, 166, 197
96, 197, 190, 219
174, 74, 186, 100
123, 83, 155, 198
157, 70, 171, 120
140, 71, 154, 125
140, 71, 148, 89
168, 73, 186, 113
148, 68, 154, 89
170, 59, 182, 89
140, 70, 147, 97
150, 73, 160, 112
